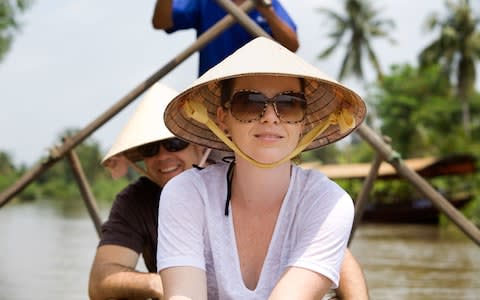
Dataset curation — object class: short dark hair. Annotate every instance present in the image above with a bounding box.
[220,78,235,107]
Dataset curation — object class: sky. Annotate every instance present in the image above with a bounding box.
[1,0,478,167]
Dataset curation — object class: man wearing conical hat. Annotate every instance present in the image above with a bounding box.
[157,37,368,299]
[88,83,209,300]
[152,0,298,76]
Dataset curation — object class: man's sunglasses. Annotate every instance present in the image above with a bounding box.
[224,90,307,124]
[137,138,189,158]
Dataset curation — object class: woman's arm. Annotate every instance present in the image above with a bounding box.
[269,174,355,299]
[268,249,369,300]
[335,249,369,299]
[160,266,208,300]
[157,172,208,300]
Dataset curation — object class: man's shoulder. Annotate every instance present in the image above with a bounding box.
[118,177,160,199]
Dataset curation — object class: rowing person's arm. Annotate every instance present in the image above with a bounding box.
[89,245,163,300]
[152,0,174,29]
[256,1,299,52]
[335,249,369,299]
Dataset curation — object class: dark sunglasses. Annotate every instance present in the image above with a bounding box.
[137,138,189,158]
[224,90,307,123]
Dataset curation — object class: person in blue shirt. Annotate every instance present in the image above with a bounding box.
[152,0,299,76]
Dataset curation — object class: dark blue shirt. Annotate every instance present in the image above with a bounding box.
[167,0,297,76]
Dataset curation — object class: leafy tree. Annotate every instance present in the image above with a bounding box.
[30,128,125,201]
[0,150,19,192]
[0,150,16,174]
[419,0,480,136]
[317,0,395,81]
[0,0,32,62]
[372,64,449,156]
[371,63,480,157]
[302,144,341,164]
[2,128,136,202]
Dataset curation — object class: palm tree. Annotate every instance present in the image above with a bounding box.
[317,0,395,82]
[419,0,480,136]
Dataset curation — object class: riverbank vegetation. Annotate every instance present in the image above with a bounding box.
[0,133,131,203]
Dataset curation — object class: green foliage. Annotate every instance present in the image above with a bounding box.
[40,176,81,200]
[0,150,23,199]
[370,63,480,157]
[419,0,480,135]
[93,175,130,202]
[0,0,32,62]
[0,168,18,192]
[0,151,15,173]
[336,139,375,164]
[301,143,341,164]
[438,171,480,228]
[323,61,480,227]
[465,176,480,227]
[1,128,132,203]
[18,181,42,201]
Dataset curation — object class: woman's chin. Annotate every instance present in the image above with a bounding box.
[248,151,289,165]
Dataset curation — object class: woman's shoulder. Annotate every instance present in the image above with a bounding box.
[290,166,353,221]
[292,165,349,197]
[292,164,329,184]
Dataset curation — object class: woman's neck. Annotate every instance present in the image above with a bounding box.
[231,158,292,209]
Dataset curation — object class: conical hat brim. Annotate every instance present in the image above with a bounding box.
[164,37,366,152]
[102,83,178,165]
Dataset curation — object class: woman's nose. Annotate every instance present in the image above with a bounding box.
[260,103,280,123]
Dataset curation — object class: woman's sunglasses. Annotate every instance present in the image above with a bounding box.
[224,90,307,123]
[137,138,189,158]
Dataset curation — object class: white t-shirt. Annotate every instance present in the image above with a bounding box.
[157,162,354,299]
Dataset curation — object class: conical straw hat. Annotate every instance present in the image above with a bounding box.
[164,37,366,152]
[103,83,178,167]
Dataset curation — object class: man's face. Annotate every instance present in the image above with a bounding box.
[143,141,204,187]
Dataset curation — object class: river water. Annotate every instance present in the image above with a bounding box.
[0,200,479,300]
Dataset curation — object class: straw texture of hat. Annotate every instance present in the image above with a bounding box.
[102,83,178,166]
[164,37,366,152]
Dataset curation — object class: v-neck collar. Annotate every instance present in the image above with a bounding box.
[226,165,297,292]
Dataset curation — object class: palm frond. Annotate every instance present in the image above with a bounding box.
[316,0,395,82]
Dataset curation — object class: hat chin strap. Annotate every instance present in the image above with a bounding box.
[183,100,355,168]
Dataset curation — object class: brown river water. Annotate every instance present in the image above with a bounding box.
[0,201,478,299]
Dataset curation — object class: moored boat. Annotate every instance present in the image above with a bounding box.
[300,154,477,224]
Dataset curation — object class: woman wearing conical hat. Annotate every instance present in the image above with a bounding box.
[157,37,367,299]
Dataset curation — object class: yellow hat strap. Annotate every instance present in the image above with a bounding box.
[183,99,355,168]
